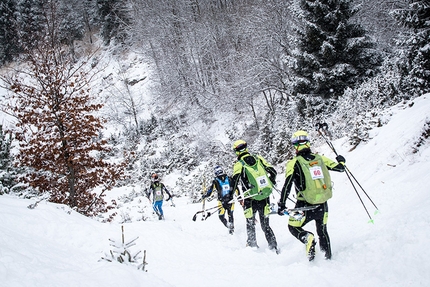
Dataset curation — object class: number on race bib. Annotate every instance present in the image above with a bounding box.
[309,166,324,180]
[256,175,269,188]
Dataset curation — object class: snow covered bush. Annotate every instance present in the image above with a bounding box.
[331,59,408,146]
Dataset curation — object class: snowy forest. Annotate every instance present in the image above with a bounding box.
[0,0,429,217]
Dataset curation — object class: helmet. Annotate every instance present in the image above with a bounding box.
[291,130,311,151]
[151,173,159,182]
[214,166,225,177]
[232,139,248,155]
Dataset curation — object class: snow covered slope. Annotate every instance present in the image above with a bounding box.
[1,94,429,287]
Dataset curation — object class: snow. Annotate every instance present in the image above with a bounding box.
[1,94,430,287]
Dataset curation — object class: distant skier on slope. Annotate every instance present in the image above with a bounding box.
[202,166,237,234]
[278,130,345,261]
[147,173,172,220]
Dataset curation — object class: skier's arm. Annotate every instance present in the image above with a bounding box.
[279,160,295,205]
[322,155,345,172]
[203,181,216,199]
[147,186,153,202]
[278,159,297,213]
[144,188,151,199]
[258,155,277,183]
[161,183,172,200]
[230,162,243,193]
[231,178,239,197]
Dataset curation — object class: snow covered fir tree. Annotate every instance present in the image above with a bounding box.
[289,0,382,117]
[0,1,430,285]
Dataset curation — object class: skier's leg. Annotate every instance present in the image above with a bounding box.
[288,210,315,261]
[315,203,331,259]
[258,201,277,250]
[152,202,160,216]
[218,203,228,227]
[244,199,257,247]
[227,203,234,226]
[158,201,164,216]
[227,203,235,234]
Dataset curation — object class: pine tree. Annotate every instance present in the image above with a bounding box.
[0,0,19,64]
[15,0,46,51]
[57,0,86,47]
[0,124,13,194]
[0,125,11,171]
[290,0,381,116]
[1,32,125,216]
[392,0,430,97]
[96,0,131,45]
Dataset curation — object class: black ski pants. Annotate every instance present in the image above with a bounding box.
[288,201,331,259]
[218,200,234,228]
[243,197,277,249]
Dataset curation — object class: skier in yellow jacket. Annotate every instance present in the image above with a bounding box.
[278,130,345,261]
[230,139,279,253]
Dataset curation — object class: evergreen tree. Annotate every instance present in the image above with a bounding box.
[0,124,14,194]
[15,0,46,51]
[96,0,131,45]
[392,0,430,97]
[57,0,86,47]
[290,0,381,116]
[0,125,11,171]
[0,0,19,64]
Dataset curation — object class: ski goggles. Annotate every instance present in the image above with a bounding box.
[291,135,310,146]
[234,143,247,152]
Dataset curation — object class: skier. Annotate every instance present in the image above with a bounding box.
[202,166,237,234]
[148,173,172,220]
[230,139,279,253]
[277,130,345,261]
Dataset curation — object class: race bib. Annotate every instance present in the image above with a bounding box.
[309,166,324,180]
[221,183,230,197]
[256,175,269,188]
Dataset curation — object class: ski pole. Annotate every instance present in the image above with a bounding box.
[205,206,222,219]
[318,129,378,223]
[272,186,297,204]
[343,166,375,223]
[316,127,379,215]
[343,166,379,211]
[201,177,207,220]
[192,205,220,221]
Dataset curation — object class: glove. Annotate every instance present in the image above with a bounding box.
[277,202,286,216]
[336,155,346,164]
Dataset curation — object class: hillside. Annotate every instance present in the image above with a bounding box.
[1,94,429,287]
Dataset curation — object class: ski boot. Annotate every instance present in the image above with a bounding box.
[227,223,234,235]
[270,245,281,254]
[305,234,316,261]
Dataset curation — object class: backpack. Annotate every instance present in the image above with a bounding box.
[216,176,231,198]
[240,155,273,201]
[151,183,164,201]
[295,154,332,204]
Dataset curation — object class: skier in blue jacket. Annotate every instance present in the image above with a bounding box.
[202,166,237,234]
